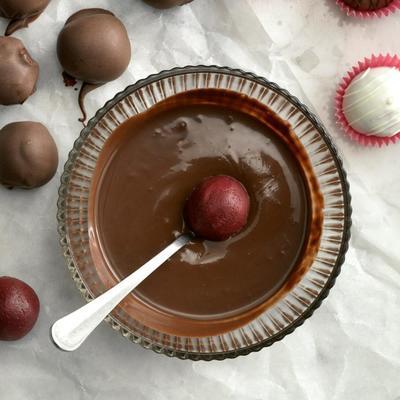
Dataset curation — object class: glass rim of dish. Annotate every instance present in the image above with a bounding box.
[57,65,352,360]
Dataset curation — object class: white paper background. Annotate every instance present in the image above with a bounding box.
[0,1,399,399]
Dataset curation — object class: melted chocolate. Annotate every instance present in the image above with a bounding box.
[89,89,323,336]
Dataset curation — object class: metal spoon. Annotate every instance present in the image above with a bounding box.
[51,234,191,352]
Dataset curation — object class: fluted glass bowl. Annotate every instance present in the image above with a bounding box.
[57,66,351,360]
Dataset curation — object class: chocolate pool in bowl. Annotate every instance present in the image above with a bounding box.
[88,89,323,337]
[58,67,351,359]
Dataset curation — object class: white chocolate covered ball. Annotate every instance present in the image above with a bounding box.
[343,67,400,137]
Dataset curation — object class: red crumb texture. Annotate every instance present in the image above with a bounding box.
[184,175,250,241]
[0,276,40,341]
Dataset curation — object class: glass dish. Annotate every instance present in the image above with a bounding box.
[57,66,352,360]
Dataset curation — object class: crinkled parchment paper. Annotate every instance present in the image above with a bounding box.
[0,0,399,399]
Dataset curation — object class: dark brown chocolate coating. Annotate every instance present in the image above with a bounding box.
[143,0,193,9]
[343,0,393,10]
[0,0,50,35]
[0,122,58,189]
[0,37,39,105]
[89,89,323,336]
[57,8,131,85]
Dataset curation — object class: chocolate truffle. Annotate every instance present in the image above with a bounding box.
[0,37,39,105]
[0,0,50,36]
[0,277,40,341]
[57,9,131,122]
[184,175,250,241]
[143,0,193,9]
[342,0,393,10]
[0,122,58,189]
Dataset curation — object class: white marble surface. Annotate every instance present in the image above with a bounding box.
[1,1,399,399]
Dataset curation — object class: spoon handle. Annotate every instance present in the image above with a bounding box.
[51,234,191,352]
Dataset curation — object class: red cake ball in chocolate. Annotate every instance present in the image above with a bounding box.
[184,175,250,241]
[342,0,393,10]
[0,277,40,341]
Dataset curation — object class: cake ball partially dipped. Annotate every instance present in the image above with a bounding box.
[184,175,250,241]
[0,0,50,35]
[143,0,193,9]
[0,122,58,189]
[0,37,39,105]
[57,9,131,123]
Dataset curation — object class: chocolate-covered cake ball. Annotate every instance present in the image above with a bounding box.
[0,122,58,189]
[143,0,193,9]
[343,0,393,10]
[57,9,131,85]
[0,37,39,105]
[57,9,131,122]
[0,0,50,35]
[184,176,250,241]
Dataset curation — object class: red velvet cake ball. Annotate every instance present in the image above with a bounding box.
[184,175,250,241]
[0,276,40,341]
